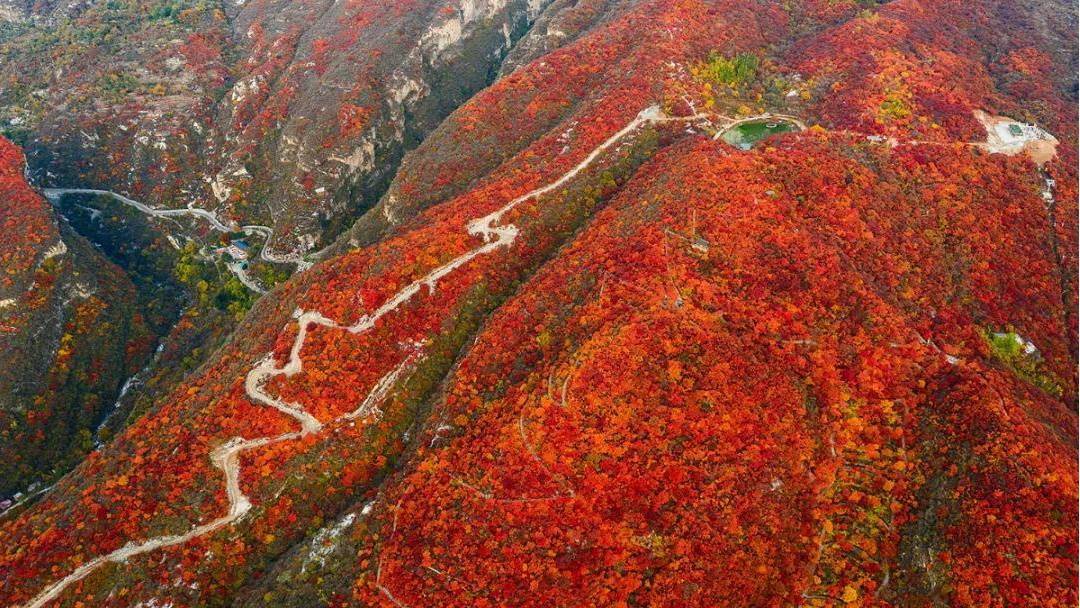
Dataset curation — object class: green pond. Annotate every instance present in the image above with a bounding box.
[720,119,799,150]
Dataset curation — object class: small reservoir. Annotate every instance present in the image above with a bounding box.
[720,118,801,150]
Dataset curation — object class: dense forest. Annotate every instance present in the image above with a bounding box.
[0,0,1075,606]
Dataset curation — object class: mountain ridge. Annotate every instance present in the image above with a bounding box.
[0,0,1075,606]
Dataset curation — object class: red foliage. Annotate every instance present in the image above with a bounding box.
[0,0,1074,606]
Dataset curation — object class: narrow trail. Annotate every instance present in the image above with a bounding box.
[18,104,698,608]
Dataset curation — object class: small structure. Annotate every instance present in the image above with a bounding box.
[225,245,249,261]
[975,110,1058,166]
[214,240,250,262]
[993,120,1049,146]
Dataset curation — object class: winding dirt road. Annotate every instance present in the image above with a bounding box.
[42,188,237,233]
[41,189,305,290]
[22,104,1053,607]
[18,104,697,608]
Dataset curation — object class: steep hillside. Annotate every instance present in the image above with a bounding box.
[0,0,1075,607]
[0,0,550,258]
[0,138,156,503]
[338,136,1076,607]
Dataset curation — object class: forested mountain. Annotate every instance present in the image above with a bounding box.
[0,0,548,256]
[0,0,1075,606]
[0,138,155,504]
